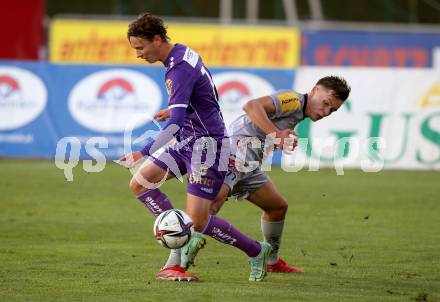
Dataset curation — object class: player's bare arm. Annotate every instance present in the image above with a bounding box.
[243,96,277,133]
[243,96,294,148]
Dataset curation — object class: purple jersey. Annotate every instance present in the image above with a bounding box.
[164,44,226,141]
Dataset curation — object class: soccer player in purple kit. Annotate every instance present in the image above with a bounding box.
[119,13,271,282]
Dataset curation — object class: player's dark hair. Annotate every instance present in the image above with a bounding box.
[316,76,351,101]
[127,12,170,42]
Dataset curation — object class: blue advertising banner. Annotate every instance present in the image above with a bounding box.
[301,30,440,67]
[0,61,295,162]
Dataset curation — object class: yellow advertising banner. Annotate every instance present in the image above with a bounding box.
[50,19,300,67]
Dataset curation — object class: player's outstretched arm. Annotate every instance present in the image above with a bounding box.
[140,106,186,156]
[118,106,187,169]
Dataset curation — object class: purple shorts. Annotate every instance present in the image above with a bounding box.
[151,138,228,200]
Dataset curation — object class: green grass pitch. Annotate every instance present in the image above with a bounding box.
[1,159,439,301]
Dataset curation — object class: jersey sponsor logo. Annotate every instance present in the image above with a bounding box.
[165,79,173,96]
[277,92,301,112]
[200,187,213,194]
[213,72,274,129]
[183,47,199,68]
[0,67,47,130]
[68,69,162,132]
[188,173,216,186]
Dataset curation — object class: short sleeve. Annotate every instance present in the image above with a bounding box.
[166,63,196,109]
[270,90,303,118]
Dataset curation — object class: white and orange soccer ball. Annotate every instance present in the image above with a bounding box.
[153,209,193,249]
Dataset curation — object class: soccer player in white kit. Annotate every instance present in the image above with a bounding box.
[209,76,351,272]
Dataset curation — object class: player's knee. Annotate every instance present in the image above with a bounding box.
[213,191,226,204]
[209,198,225,216]
[218,184,229,199]
[267,198,288,219]
[129,177,143,195]
[129,172,159,195]
[279,198,288,214]
[209,188,228,215]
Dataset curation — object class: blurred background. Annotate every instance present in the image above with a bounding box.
[0,0,439,170]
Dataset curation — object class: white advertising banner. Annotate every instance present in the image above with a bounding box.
[287,67,440,171]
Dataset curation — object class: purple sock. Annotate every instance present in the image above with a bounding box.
[137,189,174,217]
[202,215,261,257]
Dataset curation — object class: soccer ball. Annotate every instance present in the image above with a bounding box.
[153,209,193,249]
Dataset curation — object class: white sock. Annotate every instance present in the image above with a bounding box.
[164,249,181,268]
[261,218,285,265]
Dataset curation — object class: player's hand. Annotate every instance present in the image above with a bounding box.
[117,151,144,168]
[154,108,170,121]
[275,129,297,150]
[283,130,298,154]
[209,197,227,215]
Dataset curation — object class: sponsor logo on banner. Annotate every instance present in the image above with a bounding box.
[213,72,274,130]
[301,30,440,67]
[68,69,162,132]
[50,19,300,67]
[0,67,47,130]
[292,67,440,170]
[419,82,440,107]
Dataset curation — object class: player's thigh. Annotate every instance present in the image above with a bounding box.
[184,140,226,204]
[247,180,288,213]
[130,159,175,194]
[186,193,211,231]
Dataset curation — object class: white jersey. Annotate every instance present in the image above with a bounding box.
[224,90,307,197]
[227,89,307,162]
[229,89,307,140]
